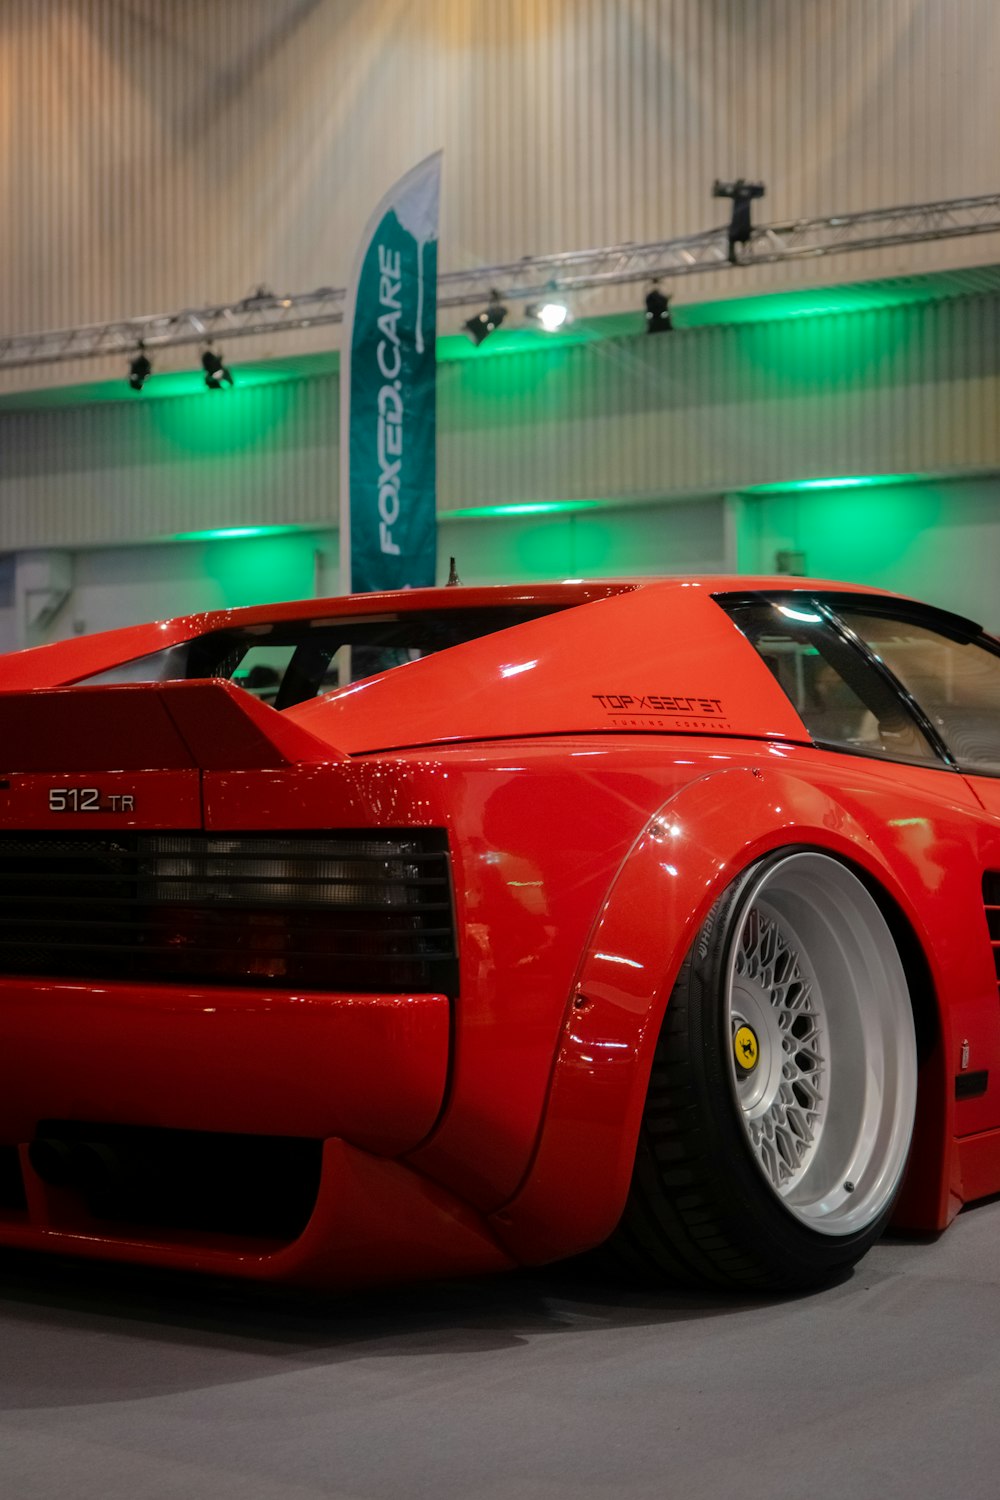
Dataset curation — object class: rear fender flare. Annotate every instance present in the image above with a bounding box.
[489,765,950,1264]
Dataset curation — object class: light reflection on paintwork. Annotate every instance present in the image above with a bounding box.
[594,952,644,970]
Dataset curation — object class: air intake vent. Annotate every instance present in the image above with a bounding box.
[981,872,1000,988]
[0,831,456,993]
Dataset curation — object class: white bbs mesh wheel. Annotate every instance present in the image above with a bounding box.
[724,853,917,1237]
[612,845,921,1290]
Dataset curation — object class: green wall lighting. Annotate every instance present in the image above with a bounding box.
[792,475,899,492]
[743,473,922,498]
[171,525,299,542]
[440,500,601,520]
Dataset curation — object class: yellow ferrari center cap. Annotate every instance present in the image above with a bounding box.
[734,1024,759,1072]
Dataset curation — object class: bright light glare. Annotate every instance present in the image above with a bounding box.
[776,604,822,624]
[796,475,881,491]
[537,301,569,331]
[500,660,538,678]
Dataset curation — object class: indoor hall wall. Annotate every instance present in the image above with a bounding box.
[0,378,340,552]
[0,498,727,652]
[7,474,1000,651]
[63,528,336,644]
[737,476,1000,632]
[440,499,727,587]
[0,557,14,654]
[1,290,999,555]
[3,0,1000,394]
[440,295,1000,509]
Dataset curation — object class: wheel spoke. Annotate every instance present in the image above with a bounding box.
[734,907,826,1192]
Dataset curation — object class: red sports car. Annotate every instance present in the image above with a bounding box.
[0,575,997,1293]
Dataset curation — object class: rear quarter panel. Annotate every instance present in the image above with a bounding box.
[485,748,999,1262]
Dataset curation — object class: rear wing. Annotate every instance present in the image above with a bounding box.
[0,680,342,772]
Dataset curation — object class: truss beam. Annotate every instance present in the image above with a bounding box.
[2,192,1000,371]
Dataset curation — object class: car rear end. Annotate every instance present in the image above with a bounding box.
[0,677,513,1288]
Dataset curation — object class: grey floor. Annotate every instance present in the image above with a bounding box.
[1,1201,998,1500]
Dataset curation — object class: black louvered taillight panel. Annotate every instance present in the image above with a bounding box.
[0,831,457,994]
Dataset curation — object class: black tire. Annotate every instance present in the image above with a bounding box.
[608,849,918,1292]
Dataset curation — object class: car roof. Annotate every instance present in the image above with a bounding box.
[159,574,906,634]
[0,575,970,706]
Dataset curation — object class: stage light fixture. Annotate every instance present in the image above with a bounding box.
[713,178,766,264]
[526,298,570,332]
[645,285,672,334]
[127,343,152,392]
[464,291,507,346]
[201,346,234,389]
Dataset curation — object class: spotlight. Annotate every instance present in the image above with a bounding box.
[645,285,672,334]
[526,298,570,333]
[464,291,507,346]
[127,343,152,392]
[201,346,234,389]
[712,178,766,264]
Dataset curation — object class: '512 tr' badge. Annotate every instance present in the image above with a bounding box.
[48,787,135,813]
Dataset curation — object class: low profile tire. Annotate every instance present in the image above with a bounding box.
[610,849,918,1291]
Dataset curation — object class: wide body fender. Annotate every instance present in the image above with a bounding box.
[490,763,987,1265]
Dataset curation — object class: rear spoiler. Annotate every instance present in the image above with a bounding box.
[0,680,343,772]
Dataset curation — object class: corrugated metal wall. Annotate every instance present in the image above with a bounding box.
[2,0,1000,392]
[2,289,998,552]
[441,296,1000,504]
[0,378,339,550]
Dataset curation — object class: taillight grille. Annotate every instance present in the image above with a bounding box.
[983,872,1000,992]
[0,831,457,993]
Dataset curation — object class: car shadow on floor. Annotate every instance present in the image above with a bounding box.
[0,1244,844,1409]
[13,1221,963,1416]
[0,1247,771,1337]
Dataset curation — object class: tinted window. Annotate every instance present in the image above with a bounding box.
[76,605,566,709]
[841,611,1000,776]
[725,601,939,766]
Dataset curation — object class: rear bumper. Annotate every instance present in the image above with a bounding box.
[0,979,512,1289]
[0,978,450,1156]
[0,1137,515,1289]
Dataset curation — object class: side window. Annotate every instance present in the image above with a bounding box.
[231,646,297,704]
[769,644,877,746]
[840,612,1000,776]
[78,645,190,685]
[725,602,939,766]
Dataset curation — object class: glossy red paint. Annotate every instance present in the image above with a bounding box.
[0,771,202,830]
[0,980,450,1156]
[0,573,999,1289]
[490,754,990,1259]
[0,679,338,772]
[6,1139,514,1289]
[289,581,809,752]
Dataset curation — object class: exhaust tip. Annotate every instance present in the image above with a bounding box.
[28,1136,77,1186]
[29,1135,132,1196]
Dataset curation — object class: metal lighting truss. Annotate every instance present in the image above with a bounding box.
[3,190,1000,371]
